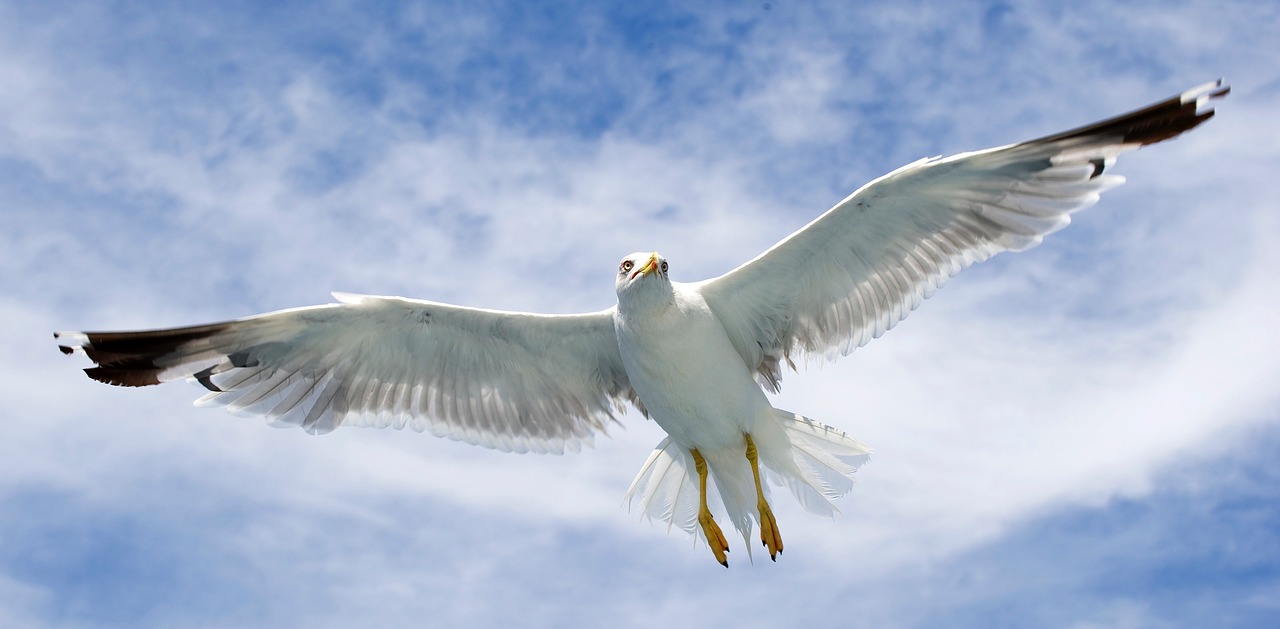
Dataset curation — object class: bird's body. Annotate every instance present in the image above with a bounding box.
[616,275,767,450]
[614,261,824,560]
[56,80,1229,566]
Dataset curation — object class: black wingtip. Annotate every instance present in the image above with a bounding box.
[1206,78,1230,99]
[1030,79,1230,149]
[84,366,164,387]
[58,321,236,388]
[193,366,224,392]
[54,331,78,355]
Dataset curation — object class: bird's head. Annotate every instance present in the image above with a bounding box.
[614,251,671,301]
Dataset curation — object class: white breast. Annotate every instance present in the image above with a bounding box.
[614,283,773,449]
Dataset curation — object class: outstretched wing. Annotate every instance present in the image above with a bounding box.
[698,80,1229,390]
[56,293,635,454]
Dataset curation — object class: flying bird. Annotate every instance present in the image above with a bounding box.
[57,80,1228,567]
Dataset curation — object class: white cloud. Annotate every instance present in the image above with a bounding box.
[3,1,1279,627]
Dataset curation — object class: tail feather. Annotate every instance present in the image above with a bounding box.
[624,410,871,555]
[780,413,871,511]
[624,438,700,535]
[703,447,760,559]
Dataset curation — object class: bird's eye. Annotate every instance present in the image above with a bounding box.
[620,260,634,273]
[660,261,668,274]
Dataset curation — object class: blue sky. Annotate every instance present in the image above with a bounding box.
[3,1,1279,627]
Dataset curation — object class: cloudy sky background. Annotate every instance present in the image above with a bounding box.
[3,1,1278,627]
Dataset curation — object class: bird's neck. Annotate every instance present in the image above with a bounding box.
[616,281,676,321]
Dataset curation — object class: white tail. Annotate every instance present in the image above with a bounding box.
[624,410,871,556]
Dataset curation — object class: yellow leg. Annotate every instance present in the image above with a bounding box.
[691,448,730,567]
[745,434,783,561]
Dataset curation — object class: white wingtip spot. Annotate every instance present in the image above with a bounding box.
[1181,78,1230,113]
[54,331,89,353]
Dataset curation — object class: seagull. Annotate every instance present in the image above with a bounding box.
[56,80,1228,567]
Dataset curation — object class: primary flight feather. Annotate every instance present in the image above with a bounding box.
[57,80,1228,566]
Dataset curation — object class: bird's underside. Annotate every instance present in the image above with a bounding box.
[56,80,1228,567]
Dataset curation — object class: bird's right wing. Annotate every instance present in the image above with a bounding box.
[56,293,637,454]
[698,80,1228,390]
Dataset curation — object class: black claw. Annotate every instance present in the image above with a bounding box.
[770,554,776,562]
[720,559,729,568]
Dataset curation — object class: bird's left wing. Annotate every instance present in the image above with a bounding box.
[56,293,635,453]
[698,80,1228,390]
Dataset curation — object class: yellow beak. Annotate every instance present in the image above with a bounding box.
[632,252,660,279]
